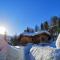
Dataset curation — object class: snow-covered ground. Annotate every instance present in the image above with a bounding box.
[1,34,60,60]
[0,35,8,60]
[7,45,25,60]
[56,34,60,48]
[30,46,60,60]
[29,34,60,60]
[0,41,60,60]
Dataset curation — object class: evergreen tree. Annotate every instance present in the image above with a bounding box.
[51,16,58,26]
[58,17,60,28]
[11,35,18,46]
[44,21,49,30]
[41,23,44,30]
[24,27,29,32]
[35,25,39,32]
[24,27,34,33]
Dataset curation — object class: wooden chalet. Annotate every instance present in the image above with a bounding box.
[18,31,51,45]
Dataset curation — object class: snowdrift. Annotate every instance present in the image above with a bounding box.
[56,34,60,48]
[30,46,60,60]
[29,34,60,60]
[7,45,25,60]
[0,36,8,60]
[0,34,60,60]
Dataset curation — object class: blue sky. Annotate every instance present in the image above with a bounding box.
[0,0,60,35]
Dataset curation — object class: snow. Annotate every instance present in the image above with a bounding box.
[0,34,25,60]
[0,34,60,60]
[50,41,56,48]
[29,33,60,60]
[0,36,8,60]
[21,32,35,36]
[7,45,25,60]
[30,46,60,60]
[6,42,60,60]
[24,43,33,60]
[21,30,50,36]
[29,34,60,60]
[56,34,60,48]
[7,43,32,60]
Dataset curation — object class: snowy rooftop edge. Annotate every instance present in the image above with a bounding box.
[21,30,50,36]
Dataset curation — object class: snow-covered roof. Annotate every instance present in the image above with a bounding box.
[21,30,50,36]
[49,25,57,29]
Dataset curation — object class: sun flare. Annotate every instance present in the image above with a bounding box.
[0,26,7,35]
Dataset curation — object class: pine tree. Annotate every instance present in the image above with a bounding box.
[24,27,29,32]
[24,27,34,33]
[41,23,44,30]
[11,35,18,46]
[51,16,58,26]
[58,17,60,28]
[35,25,39,32]
[44,21,49,30]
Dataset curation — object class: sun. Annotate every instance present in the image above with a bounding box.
[0,26,7,35]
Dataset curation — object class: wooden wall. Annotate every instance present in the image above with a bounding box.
[18,33,51,45]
